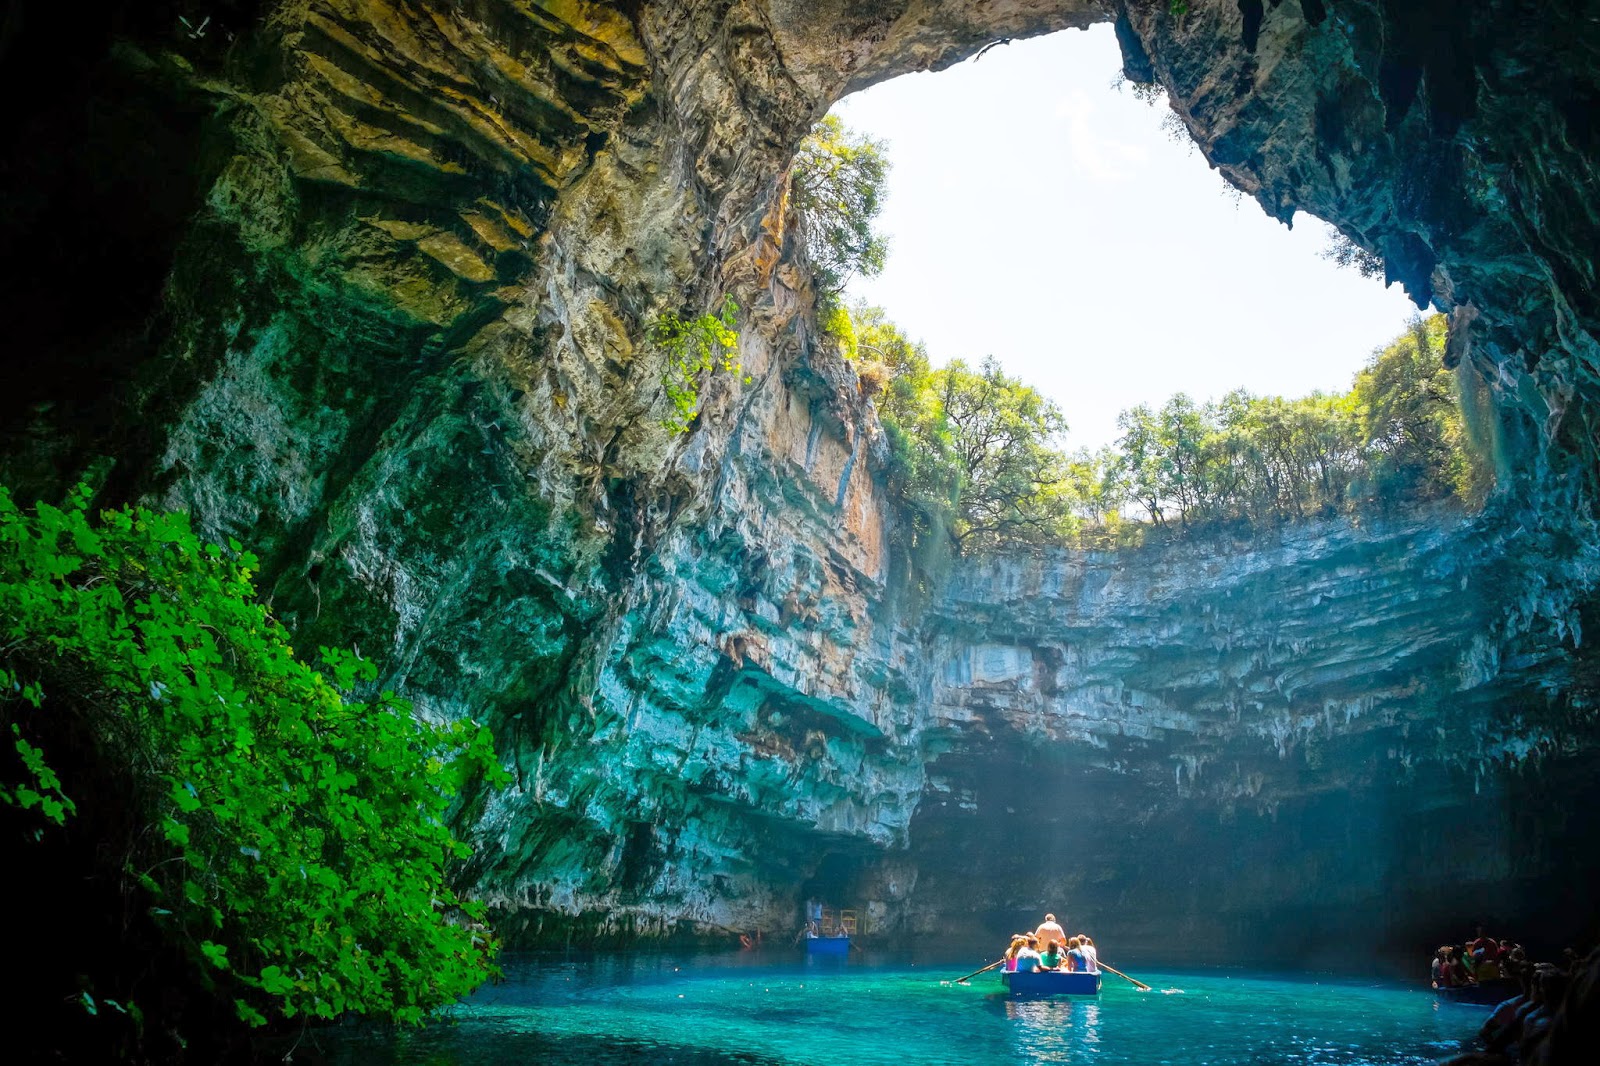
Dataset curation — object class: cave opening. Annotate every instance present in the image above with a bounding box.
[3,2,1600,1060]
[828,26,1421,453]
[782,20,1600,973]
[798,849,864,907]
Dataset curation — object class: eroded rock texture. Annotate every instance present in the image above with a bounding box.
[906,508,1600,959]
[3,0,1599,959]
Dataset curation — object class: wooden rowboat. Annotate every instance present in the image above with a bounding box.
[1001,968,1103,995]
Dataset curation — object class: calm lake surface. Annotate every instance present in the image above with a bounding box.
[319,951,1486,1066]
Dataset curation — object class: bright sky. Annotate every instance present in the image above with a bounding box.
[834,26,1422,452]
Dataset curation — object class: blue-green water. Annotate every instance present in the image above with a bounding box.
[321,952,1487,1066]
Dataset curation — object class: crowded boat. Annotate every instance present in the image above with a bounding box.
[994,913,1106,995]
[1433,932,1598,1066]
[1001,913,1101,975]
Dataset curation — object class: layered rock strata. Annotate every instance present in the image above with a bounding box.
[2,0,1599,957]
[900,507,1600,958]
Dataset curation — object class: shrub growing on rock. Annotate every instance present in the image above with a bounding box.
[0,485,505,1054]
[652,296,741,434]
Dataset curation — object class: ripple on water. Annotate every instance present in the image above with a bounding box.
[317,953,1487,1066]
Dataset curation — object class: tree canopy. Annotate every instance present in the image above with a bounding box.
[840,306,1492,560]
[790,115,890,300]
[792,118,1490,564]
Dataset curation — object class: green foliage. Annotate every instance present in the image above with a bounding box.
[1322,230,1387,280]
[848,303,928,383]
[937,358,1074,548]
[1355,314,1495,506]
[857,308,956,591]
[0,486,507,1029]
[854,306,1491,564]
[847,303,1074,561]
[1062,446,1123,529]
[1105,315,1490,529]
[4,720,75,824]
[791,115,890,300]
[652,296,741,434]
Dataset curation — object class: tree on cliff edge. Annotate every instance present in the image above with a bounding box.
[791,115,890,300]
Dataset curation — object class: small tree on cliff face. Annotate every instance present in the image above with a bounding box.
[790,115,890,300]
[1321,229,1386,280]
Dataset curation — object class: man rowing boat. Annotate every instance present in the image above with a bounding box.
[1034,912,1067,952]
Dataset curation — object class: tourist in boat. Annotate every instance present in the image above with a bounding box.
[1479,969,1534,1045]
[1013,935,1043,973]
[1065,936,1092,973]
[1432,946,1453,988]
[1034,913,1067,952]
[1449,946,1477,987]
[1466,930,1505,978]
[1517,969,1570,1056]
[1484,966,1565,1058]
[1003,934,1027,971]
[1078,933,1100,972]
[1435,945,1475,988]
[1038,937,1065,971]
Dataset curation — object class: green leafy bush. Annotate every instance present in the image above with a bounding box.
[0,485,506,1034]
[653,296,741,433]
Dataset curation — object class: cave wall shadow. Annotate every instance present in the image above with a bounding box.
[891,746,1600,975]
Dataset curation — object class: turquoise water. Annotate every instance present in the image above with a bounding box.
[321,952,1487,1066]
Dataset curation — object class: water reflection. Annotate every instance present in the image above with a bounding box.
[1001,998,1102,1062]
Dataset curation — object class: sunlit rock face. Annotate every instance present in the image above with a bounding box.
[3,1,1599,958]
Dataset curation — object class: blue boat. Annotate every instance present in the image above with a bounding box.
[804,935,851,956]
[1001,968,1102,995]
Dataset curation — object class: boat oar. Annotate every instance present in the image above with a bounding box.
[1098,960,1152,991]
[949,958,1007,985]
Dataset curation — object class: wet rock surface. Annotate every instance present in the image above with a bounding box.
[2,1,1599,959]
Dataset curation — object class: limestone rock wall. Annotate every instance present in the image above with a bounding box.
[896,507,1600,958]
[3,0,1599,955]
